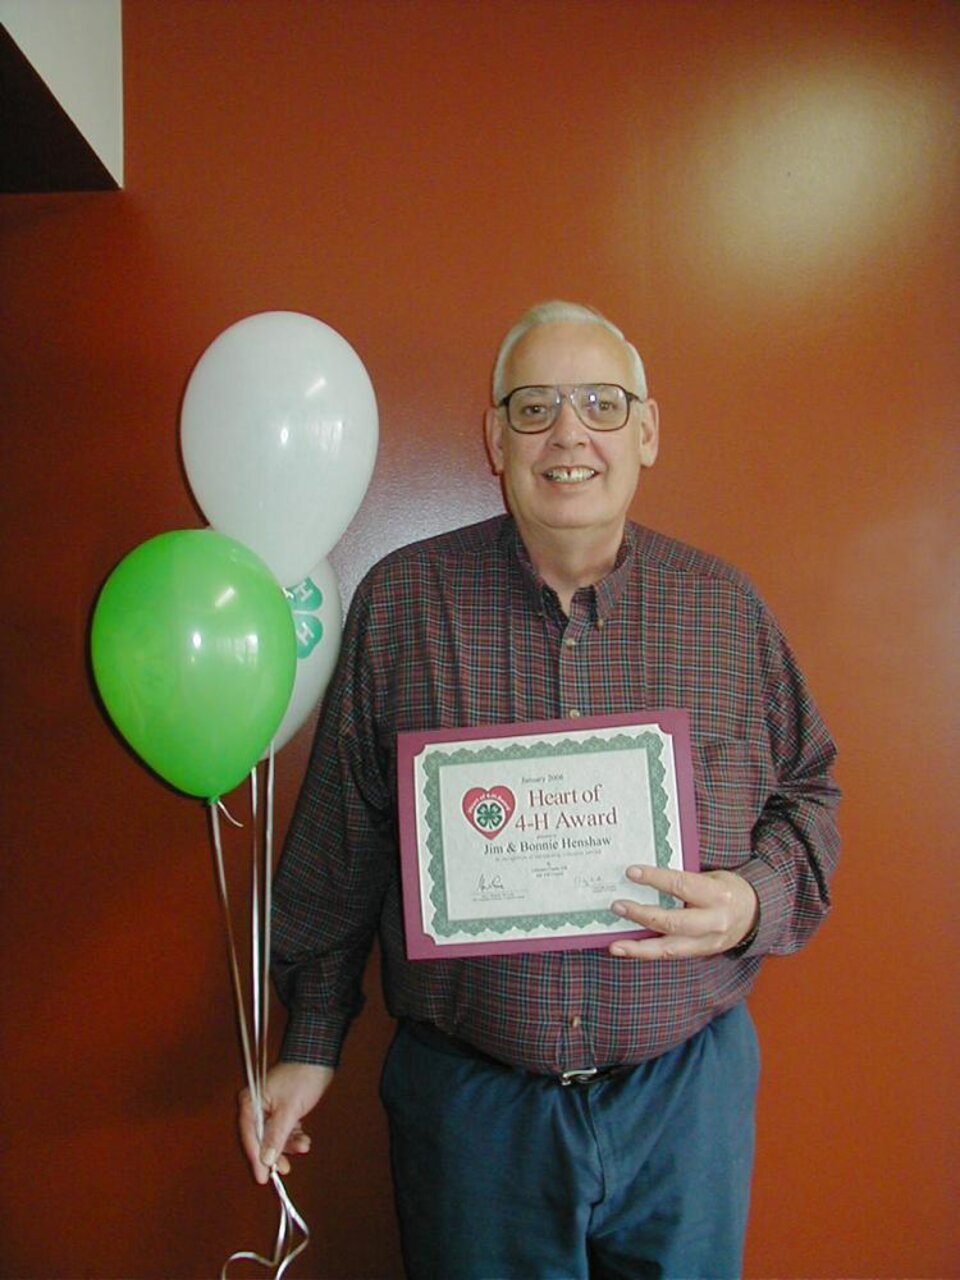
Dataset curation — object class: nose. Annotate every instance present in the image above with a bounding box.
[548,395,589,446]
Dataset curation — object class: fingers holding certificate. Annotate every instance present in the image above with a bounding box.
[608,864,760,960]
[397,711,701,959]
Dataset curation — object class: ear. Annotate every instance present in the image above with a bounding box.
[484,406,506,475]
[637,398,659,468]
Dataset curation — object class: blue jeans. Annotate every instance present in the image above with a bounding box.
[380,1005,759,1280]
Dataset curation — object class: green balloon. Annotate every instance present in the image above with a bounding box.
[91,530,297,799]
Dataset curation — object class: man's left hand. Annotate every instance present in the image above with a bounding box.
[608,865,759,959]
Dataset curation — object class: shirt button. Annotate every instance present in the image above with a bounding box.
[596,618,606,630]
[568,708,581,718]
[569,1014,582,1030]
[565,637,577,648]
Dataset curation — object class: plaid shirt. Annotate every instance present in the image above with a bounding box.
[273,516,840,1073]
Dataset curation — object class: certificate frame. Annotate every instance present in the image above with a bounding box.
[397,710,699,960]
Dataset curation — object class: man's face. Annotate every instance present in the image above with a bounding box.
[484,321,658,548]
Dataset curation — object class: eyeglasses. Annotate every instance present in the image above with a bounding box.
[498,383,641,434]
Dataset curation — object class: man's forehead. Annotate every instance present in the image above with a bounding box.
[505,321,631,381]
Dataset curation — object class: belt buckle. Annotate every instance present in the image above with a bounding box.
[559,1067,599,1087]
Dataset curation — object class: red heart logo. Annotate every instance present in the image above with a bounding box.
[461,786,516,839]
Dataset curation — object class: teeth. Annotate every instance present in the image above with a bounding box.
[544,467,596,483]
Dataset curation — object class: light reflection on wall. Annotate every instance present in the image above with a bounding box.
[678,57,956,304]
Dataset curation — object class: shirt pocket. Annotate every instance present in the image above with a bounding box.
[693,737,770,868]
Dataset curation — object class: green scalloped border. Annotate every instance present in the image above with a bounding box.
[422,732,675,939]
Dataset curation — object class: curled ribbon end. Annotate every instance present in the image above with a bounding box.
[216,798,245,828]
[220,1166,310,1279]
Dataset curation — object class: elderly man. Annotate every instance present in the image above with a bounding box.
[240,301,840,1279]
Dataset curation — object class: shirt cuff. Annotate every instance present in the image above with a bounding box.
[727,911,760,956]
[279,1010,349,1069]
[728,856,788,957]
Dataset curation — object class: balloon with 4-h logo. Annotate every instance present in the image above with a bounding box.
[267,557,343,754]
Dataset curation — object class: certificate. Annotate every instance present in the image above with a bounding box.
[397,711,699,959]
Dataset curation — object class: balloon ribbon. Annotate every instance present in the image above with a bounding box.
[209,748,310,1279]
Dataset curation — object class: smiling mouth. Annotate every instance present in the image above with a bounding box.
[543,466,598,484]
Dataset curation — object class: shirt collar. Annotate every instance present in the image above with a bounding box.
[501,518,638,623]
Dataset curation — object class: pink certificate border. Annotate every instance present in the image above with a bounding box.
[397,710,700,961]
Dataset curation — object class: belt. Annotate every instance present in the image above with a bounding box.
[407,1020,633,1088]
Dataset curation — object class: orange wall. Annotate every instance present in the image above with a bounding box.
[2,2,957,1276]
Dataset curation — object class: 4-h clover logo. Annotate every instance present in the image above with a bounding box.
[461,786,517,840]
[284,577,325,659]
[475,800,504,830]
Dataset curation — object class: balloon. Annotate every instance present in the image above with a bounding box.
[91,530,296,799]
[266,557,343,755]
[180,311,378,586]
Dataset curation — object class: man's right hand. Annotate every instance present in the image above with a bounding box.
[239,1061,335,1185]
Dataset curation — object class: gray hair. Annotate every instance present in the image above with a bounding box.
[491,300,648,404]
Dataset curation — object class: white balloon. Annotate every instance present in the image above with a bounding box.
[181,312,378,587]
[266,557,343,755]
